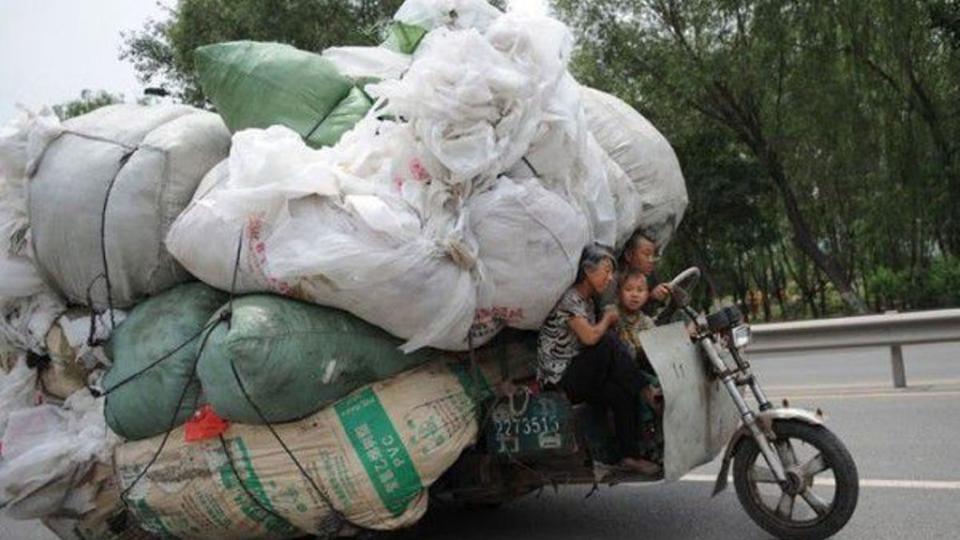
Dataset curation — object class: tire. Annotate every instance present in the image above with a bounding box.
[733,420,859,539]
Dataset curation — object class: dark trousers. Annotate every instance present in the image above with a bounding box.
[559,334,648,459]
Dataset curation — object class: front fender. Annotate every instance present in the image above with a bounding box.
[711,408,823,496]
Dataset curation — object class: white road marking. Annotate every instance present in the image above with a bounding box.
[762,378,960,391]
[679,474,960,490]
[761,390,960,400]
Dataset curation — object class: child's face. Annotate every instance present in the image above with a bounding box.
[619,276,649,313]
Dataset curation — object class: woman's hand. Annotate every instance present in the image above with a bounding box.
[569,311,616,346]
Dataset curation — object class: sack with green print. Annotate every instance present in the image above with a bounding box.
[195,41,372,148]
[196,294,447,425]
[115,352,532,538]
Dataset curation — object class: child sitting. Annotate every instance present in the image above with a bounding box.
[616,269,662,416]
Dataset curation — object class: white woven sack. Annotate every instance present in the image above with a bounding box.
[28,104,231,308]
[580,87,688,248]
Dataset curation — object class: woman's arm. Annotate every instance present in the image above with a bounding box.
[568,311,618,346]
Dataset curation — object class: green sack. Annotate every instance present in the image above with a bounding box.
[196,295,447,424]
[382,21,428,55]
[104,283,229,440]
[195,41,372,148]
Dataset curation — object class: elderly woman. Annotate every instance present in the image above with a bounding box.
[536,244,661,476]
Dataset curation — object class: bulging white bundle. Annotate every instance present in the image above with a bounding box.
[166,127,479,351]
[28,104,231,310]
[0,388,120,519]
[580,87,688,248]
[505,73,619,247]
[0,109,67,353]
[468,177,588,341]
[167,123,588,352]
[167,2,688,352]
[368,15,571,185]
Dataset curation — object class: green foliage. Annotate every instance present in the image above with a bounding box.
[930,0,960,49]
[555,0,960,318]
[865,266,910,310]
[121,0,406,106]
[928,256,960,306]
[53,89,124,121]
[111,0,956,318]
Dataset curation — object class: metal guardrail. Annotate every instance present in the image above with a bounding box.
[746,309,960,388]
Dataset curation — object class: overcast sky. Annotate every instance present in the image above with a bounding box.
[0,0,168,122]
[0,0,550,123]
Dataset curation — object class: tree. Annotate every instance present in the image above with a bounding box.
[556,0,960,312]
[53,89,125,121]
[841,0,960,255]
[930,0,960,49]
[121,0,407,106]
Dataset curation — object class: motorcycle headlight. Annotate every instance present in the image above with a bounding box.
[731,324,752,348]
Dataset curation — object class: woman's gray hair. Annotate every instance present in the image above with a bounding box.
[575,244,617,284]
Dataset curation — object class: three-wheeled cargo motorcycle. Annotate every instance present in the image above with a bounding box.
[433,267,860,540]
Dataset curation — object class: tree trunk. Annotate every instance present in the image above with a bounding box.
[768,245,789,318]
[781,241,820,319]
[697,72,868,316]
[758,146,868,314]
[817,274,828,315]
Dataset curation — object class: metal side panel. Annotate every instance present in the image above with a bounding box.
[639,323,741,481]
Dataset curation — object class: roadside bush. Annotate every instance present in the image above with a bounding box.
[927,256,960,307]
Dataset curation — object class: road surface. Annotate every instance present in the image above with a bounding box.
[397,342,960,540]
[3,343,958,539]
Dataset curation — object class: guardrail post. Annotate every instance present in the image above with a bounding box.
[890,344,907,388]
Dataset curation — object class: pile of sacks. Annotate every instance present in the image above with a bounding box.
[0,1,687,538]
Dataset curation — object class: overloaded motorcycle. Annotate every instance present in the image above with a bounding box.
[433,267,860,540]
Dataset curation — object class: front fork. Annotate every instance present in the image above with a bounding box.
[698,337,789,485]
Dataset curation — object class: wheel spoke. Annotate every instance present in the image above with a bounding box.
[751,465,779,484]
[776,440,797,467]
[801,453,830,479]
[800,488,830,516]
[777,492,795,519]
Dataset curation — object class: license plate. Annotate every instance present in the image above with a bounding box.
[485,391,577,457]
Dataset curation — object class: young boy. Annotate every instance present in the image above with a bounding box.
[616,269,662,415]
[616,269,656,357]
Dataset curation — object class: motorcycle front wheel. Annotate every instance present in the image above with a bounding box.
[733,419,859,539]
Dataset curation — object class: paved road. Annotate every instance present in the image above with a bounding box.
[397,342,960,540]
[4,343,959,539]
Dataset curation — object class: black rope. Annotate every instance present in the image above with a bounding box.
[220,228,343,523]
[218,434,291,523]
[119,312,224,502]
[99,150,134,330]
[89,318,219,398]
[85,275,108,347]
[303,90,352,142]
[225,354,342,523]
[91,228,245,397]
[521,156,540,178]
[226,229,244,330]
[81,140,165,346]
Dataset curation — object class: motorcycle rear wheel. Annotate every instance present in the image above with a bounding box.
[733,419,858,539]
